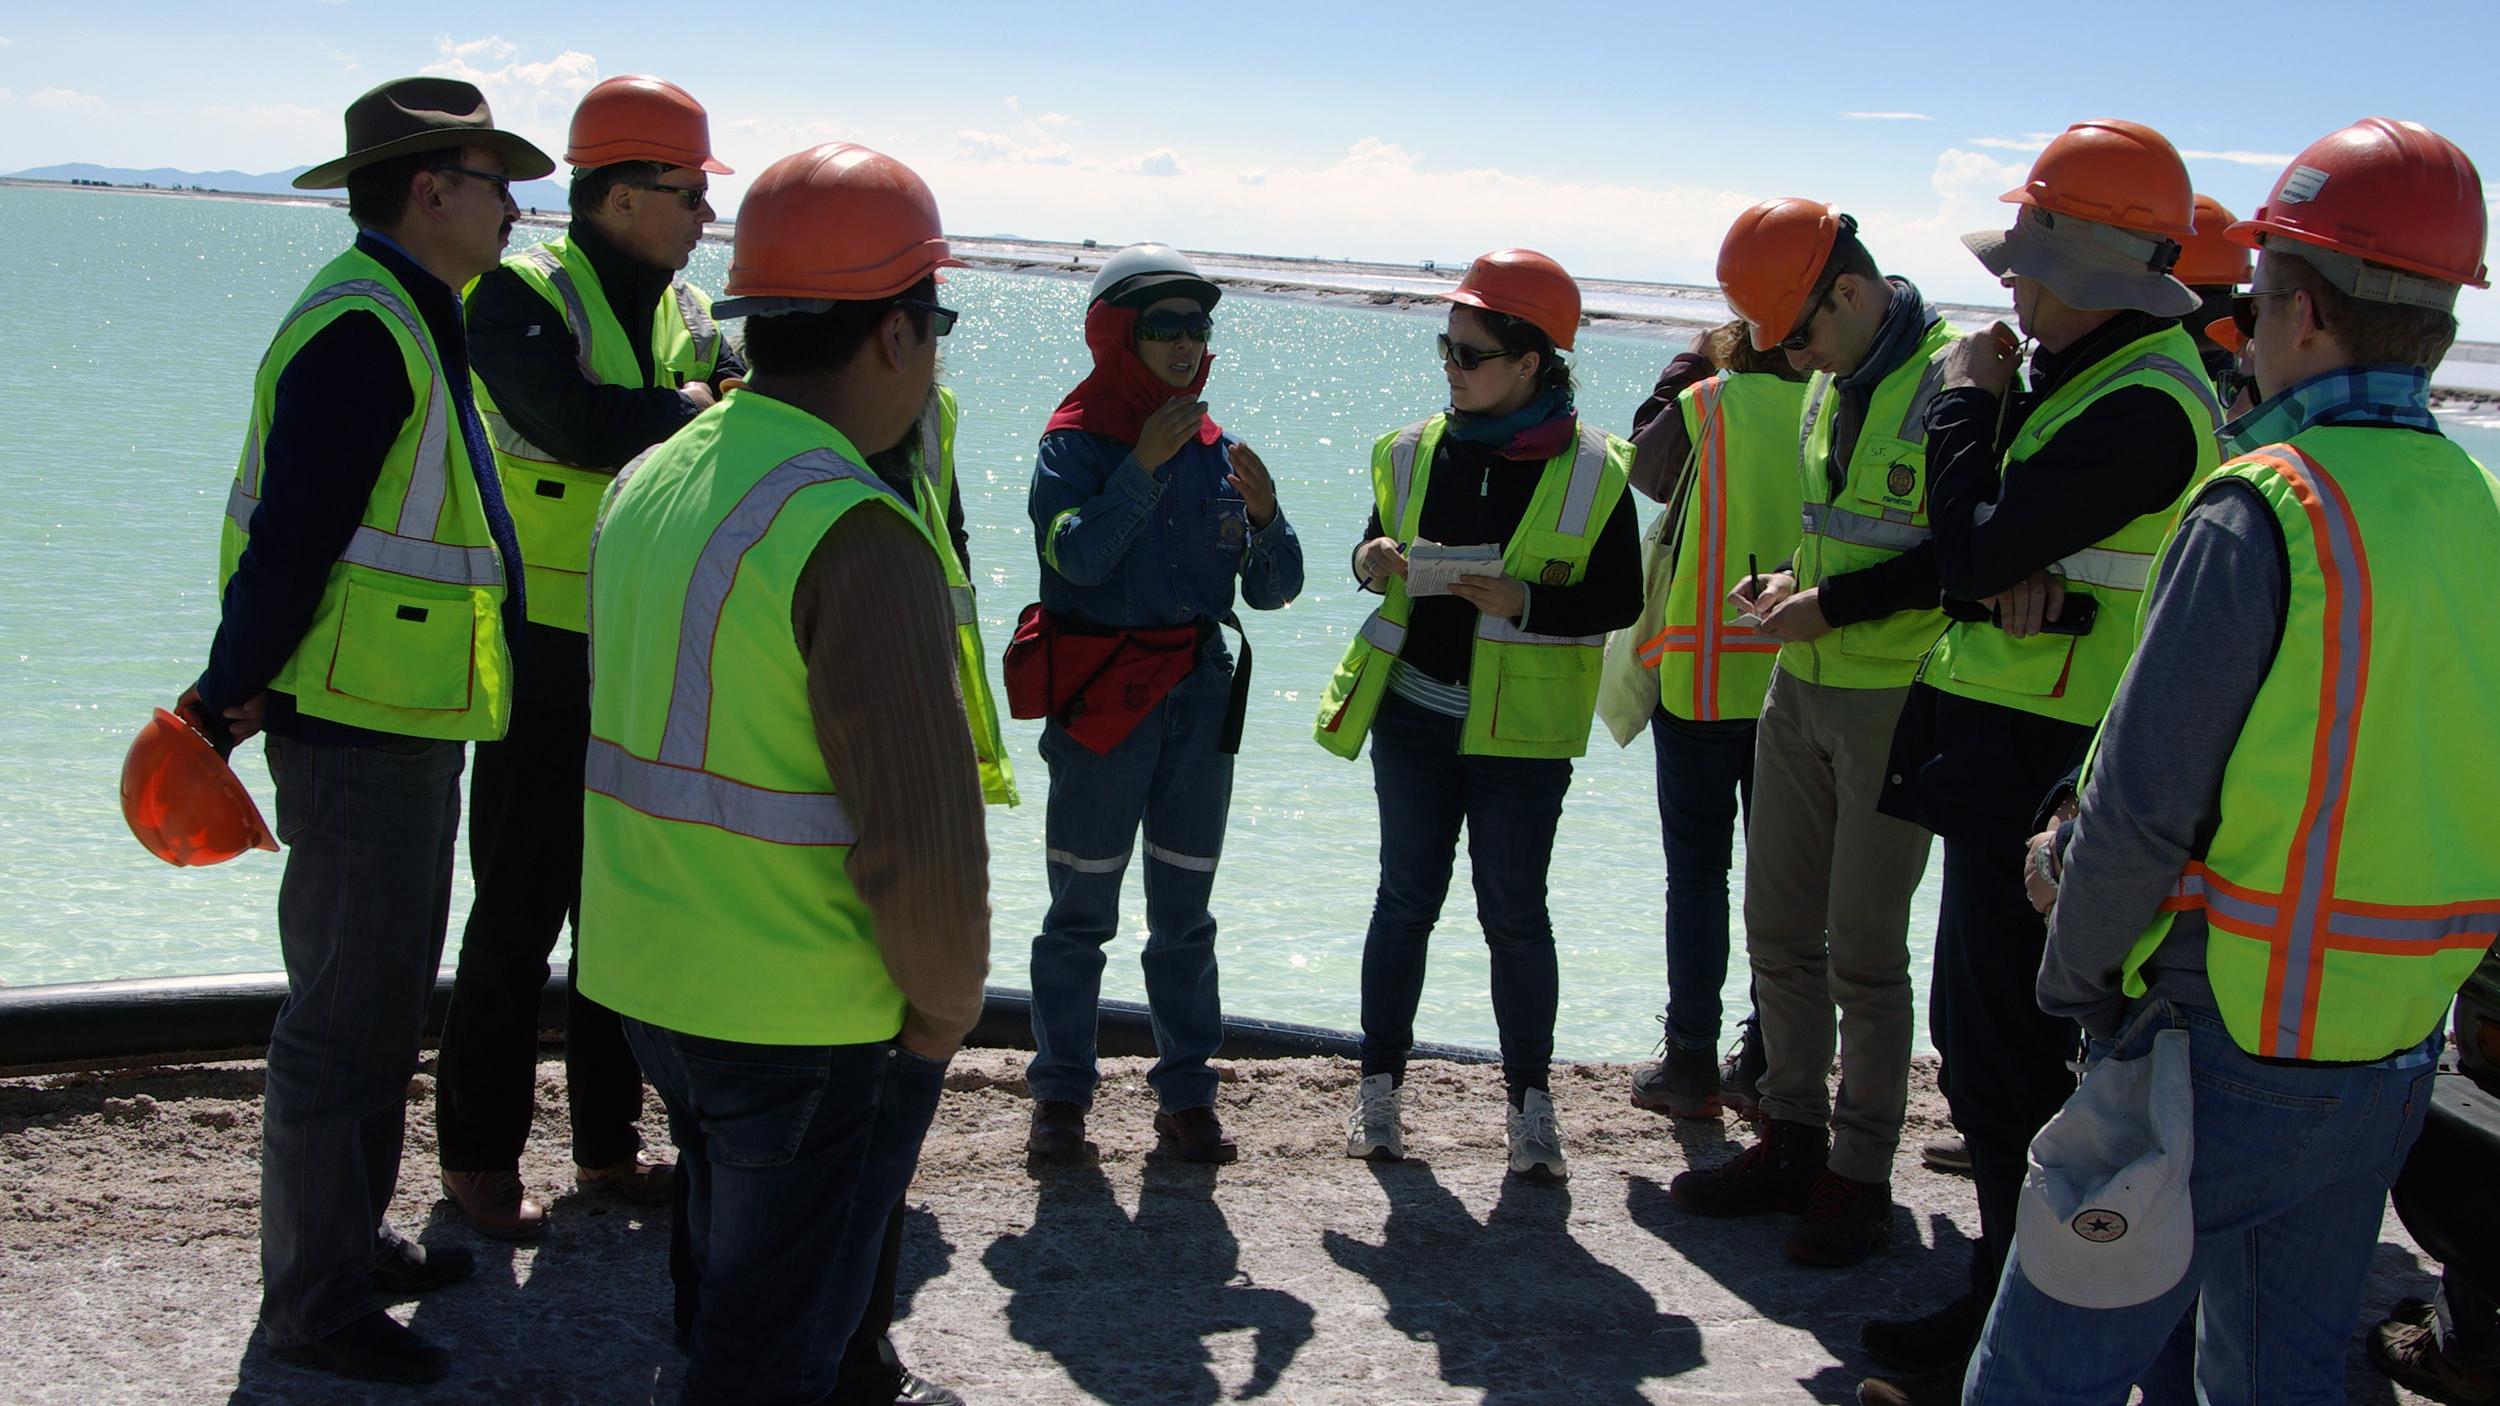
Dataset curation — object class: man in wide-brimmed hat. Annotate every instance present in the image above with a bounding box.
[1853,119,2225,1406]
[181,75,550,1385]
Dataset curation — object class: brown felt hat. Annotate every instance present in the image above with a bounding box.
[293,77,555,190]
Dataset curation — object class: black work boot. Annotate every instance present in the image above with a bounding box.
[1783,1168,1894,1267]
[1721,1020,1767,1120]
[1026,1100,1087,1160]
[1669,1117,1828,1217]
[1862,1291,1986,1373]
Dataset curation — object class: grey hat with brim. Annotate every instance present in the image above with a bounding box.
[1965,206,2200,318]
[294,76,555,190]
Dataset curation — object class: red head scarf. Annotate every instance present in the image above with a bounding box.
[1042,302,1224,448]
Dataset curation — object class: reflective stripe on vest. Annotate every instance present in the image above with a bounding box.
[227,279,499,587]
[2038,352,2218,594]
[586,446,905,845]
[1799,499,1930,552]
[1358,610,1406,655]
[2156,444,2499,1058]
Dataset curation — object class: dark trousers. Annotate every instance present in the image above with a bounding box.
[1358,692,1573,1095]
[1649,707,1756,1051]
[436,691,644,1172]
[627,1023,945,1406]
[670,1158,914,1401]
[1932,830,2079,1301]
[257,736,465,1347]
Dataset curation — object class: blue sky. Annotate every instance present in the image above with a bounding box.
[6,1,2497,336]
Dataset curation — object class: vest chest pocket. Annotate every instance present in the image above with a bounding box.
[1848,460,1926,522]
[1488,643,1599,745]
[324,577,478,713]
[1511,528,1586,587]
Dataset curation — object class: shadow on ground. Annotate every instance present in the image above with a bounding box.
[982,1160,1314,1404]
[1325,1160,1702,1404]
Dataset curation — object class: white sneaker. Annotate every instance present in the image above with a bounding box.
[1345,1073,1404,1160]
[1506,1088,1568,1183]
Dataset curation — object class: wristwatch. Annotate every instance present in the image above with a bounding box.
[2030,838,2061,890]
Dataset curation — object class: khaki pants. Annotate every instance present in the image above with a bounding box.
[1743,667,1932,1183]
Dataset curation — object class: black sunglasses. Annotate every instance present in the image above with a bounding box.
[1137,309,1214,343]
[2230,287,2300,339]
[627,180,709,212]
[895,299,958,338]
[1437,332,1523,371]
[431,165,513,199]
[1778,268,1849,352]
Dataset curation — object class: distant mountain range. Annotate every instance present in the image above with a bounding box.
[8,163,574,213]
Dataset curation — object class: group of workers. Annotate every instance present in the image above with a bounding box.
[145,62,2500,1406]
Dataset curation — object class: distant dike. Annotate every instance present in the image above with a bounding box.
[9,164,2497,395]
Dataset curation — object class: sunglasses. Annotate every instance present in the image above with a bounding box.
[895,298,959,337]
[432,165,513,200]
[1137,309,1214,343]
[1437,332,1523,371]
[2230,287,2300,339]
[628,180,710,212]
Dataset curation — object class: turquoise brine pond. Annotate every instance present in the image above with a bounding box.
[8,185,2496,1061]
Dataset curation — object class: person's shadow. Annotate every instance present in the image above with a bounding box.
[1323,1162,1702,1404]
[981,1161,1314,1404]
[1624,1171,1966,1405]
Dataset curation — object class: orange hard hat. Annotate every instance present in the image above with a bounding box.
[1446,248,1582,350]
[2203,315,2246,355]
[2002,120,2196,241]
[120,708,276,867]
[2173,194,2253,287]
[713,144,966,316]
[565,75,732,175]
[1718,199,1851,352]
[2228,118,2489,292]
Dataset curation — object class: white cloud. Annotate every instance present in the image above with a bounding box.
[0,88,11,104]
[2177,148,2293,168]
[25,87,105,112]
[1844,111,1933,122]
[955,127,1072,166]
[319,44,359,72]
[1113,147,1185,178]
[1970,134,2053,153]
[1238,170,1267,187]
[1034,112,1077,129]
[199,102,331,138]
[421,35,596,136]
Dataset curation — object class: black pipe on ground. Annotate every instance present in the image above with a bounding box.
[0,973,1497,1072]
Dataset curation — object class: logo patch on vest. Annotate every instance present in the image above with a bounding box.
[1219,514,1245,544]
[1540,559,1571,586]
[1886,462,1917,499]
[2070,1208,2128,1243]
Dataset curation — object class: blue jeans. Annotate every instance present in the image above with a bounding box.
[1027,646,1234,1112]
[256,735,465,1348]
[1648,707,1755,1051]
[1358,691,1574,1094]
[625,1022,947,1406]
[1964,1001,2438,1406]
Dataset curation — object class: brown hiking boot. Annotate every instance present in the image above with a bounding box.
[440,1168,547,1241]
[1669,1118,1828,1217]
[576,1150,677,1204]
[1152,1105,1239,1164]
[1026,1099,1087,1160]
[1783,1168,1893,1267]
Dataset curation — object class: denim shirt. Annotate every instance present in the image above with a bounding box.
[1029,428,1304,627]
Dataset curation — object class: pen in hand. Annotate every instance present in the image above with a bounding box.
[1748,552,1760,599]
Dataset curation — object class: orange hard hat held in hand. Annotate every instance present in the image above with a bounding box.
[565,75,734,174]
[1445,248,1583,350]
[1718,199,1852,352]
[121,707,277,866]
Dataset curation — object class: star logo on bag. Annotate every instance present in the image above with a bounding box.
[2071,1208,2129,1243]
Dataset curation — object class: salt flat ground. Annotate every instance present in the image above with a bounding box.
[0,1052,2443,1405]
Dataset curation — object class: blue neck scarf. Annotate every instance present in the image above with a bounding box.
[1446,387,1572,448]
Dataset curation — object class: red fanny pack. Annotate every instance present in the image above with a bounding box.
[1003,605,1252,757]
